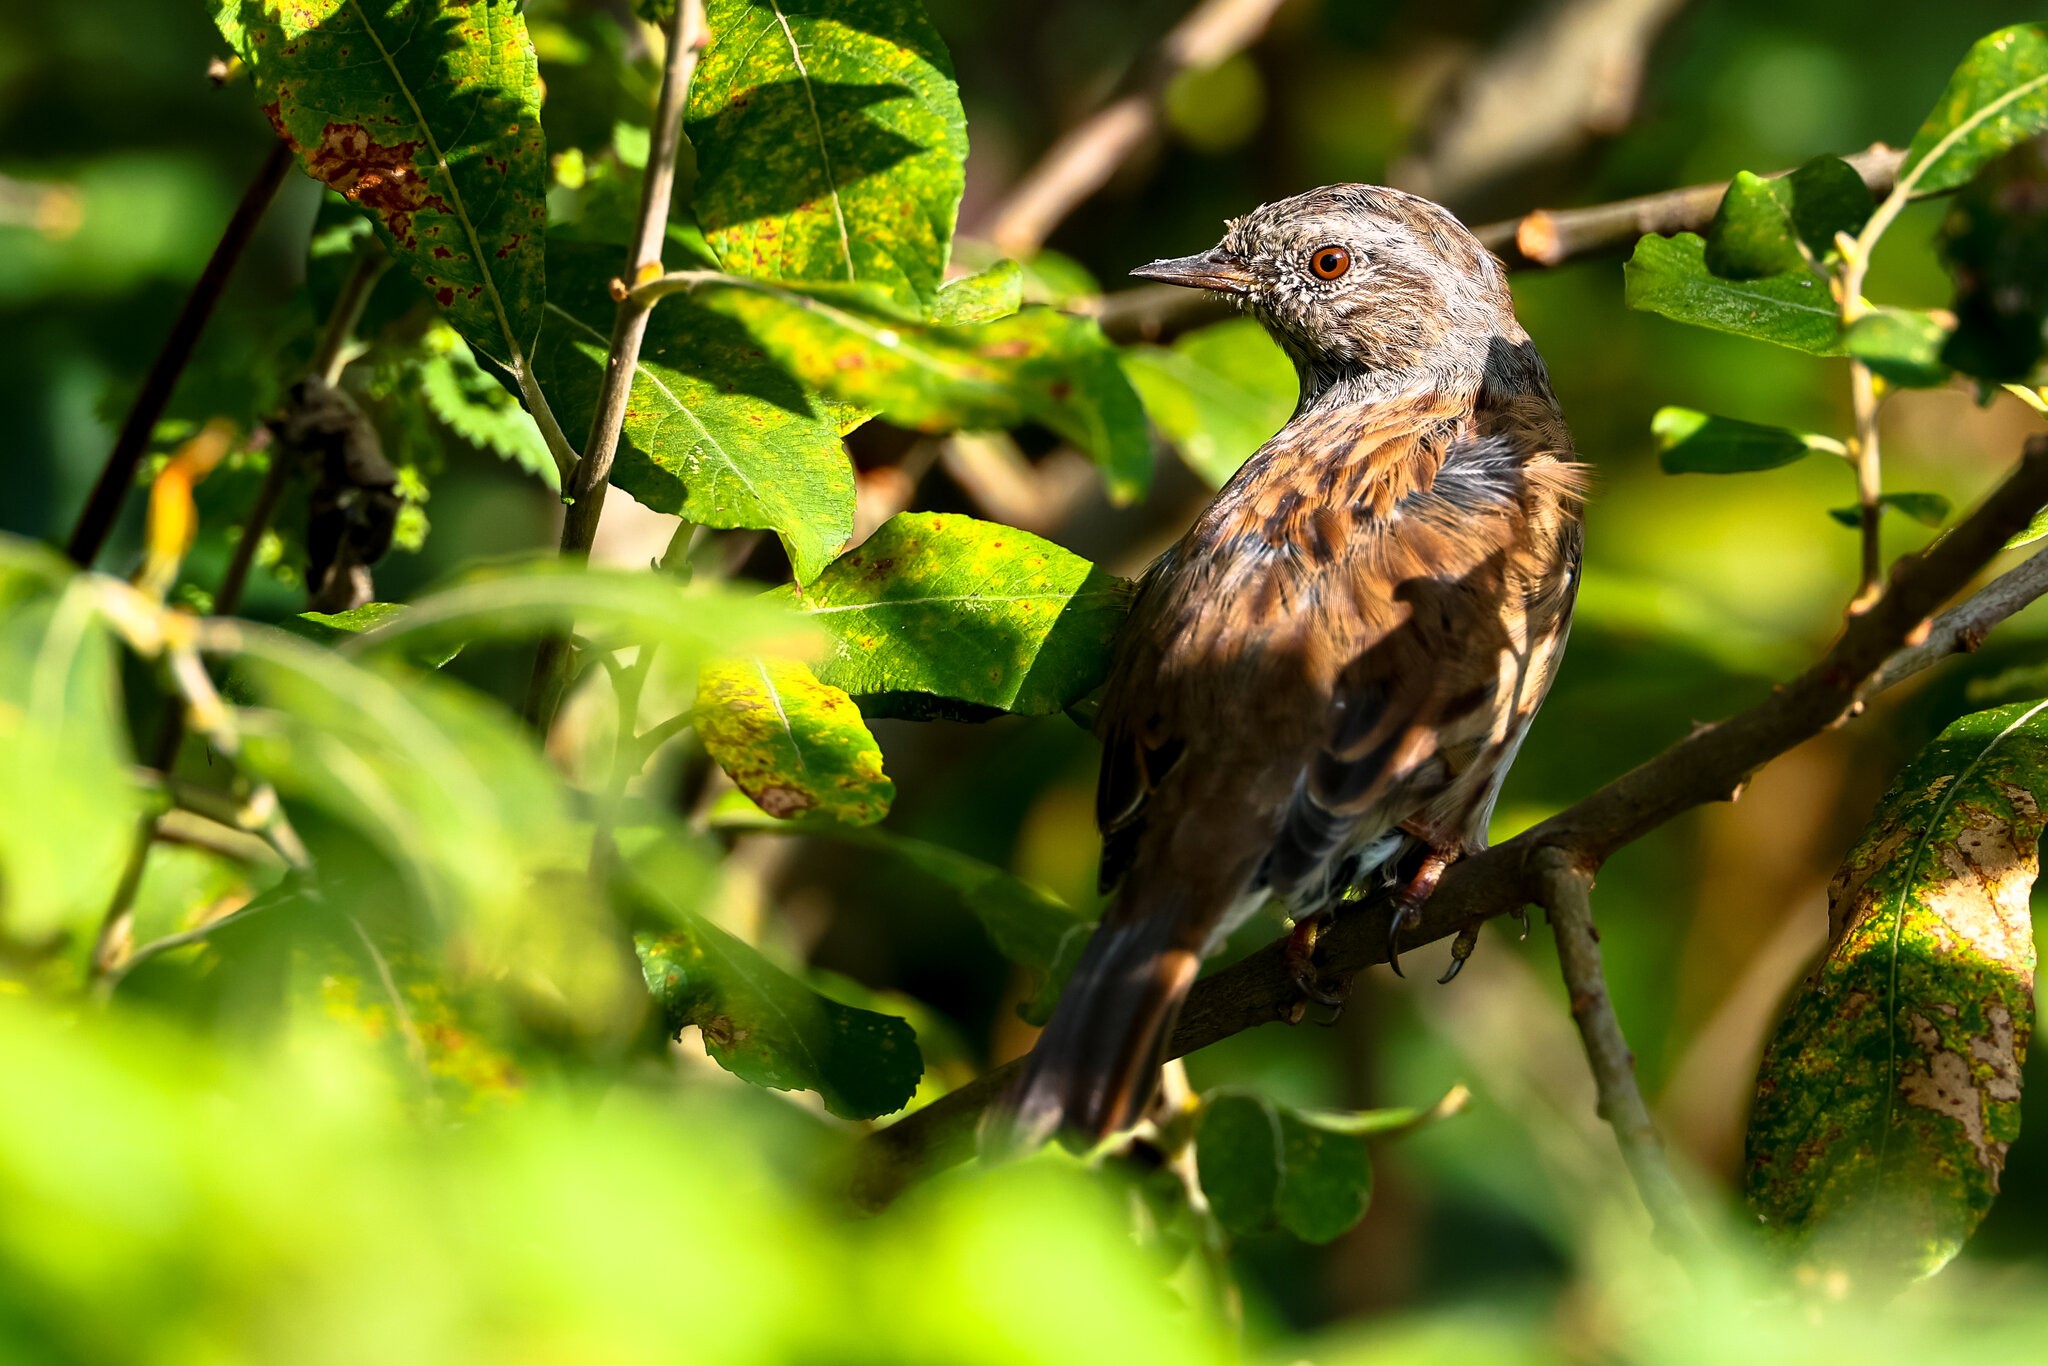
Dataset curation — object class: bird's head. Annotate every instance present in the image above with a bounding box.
[1130,184,1521,403]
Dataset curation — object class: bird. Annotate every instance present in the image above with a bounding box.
[990,184,1587,1151]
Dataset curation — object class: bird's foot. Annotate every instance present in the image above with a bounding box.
[1284,910,1349,1024]
[1383,847,1453,979]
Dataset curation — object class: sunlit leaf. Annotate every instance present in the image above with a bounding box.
[775,512,1131,719]
[1844,308,1955,388]
[416,328,557,487]
[1121,318,1295,487]
[280,603,462,669]
[218,624,640,1034]
[1746,699,2048,1286]
[1900,23,2048,198]
[1651,407,1838,474]
[694,279,1152,502]
[1939,134,2048,382]
[686,0,967,310]
[219,0,548,369]
[534,242,857,582]
[0,563,141,950]
[696,658,893,825]
[340,557,811,668]
[1827,492,1952,528]
[1704,158,1873,279]
[929,259,1024,326]
[1624,233,1842,355]
[636,923,922,1120]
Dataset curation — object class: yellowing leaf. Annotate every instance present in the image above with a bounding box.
[695,658,892,825]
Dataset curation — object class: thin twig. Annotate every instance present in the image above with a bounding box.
[1847,357,1886,610]
[1089,143,1908,344]
[68,139,294,568]
[523,0,707,733]
[1533,845,1701,1255]
[980,0,1289,257]
[86,245,389,979]
[847,435,2048,1209]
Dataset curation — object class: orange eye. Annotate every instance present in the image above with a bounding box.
[1309,245,1351,280]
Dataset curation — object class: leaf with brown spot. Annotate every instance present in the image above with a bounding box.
[217,1,548,369]
[694,657,893,826]
[1745,699,2048,1287]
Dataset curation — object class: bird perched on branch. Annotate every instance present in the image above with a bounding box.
[993,184,1587,1150]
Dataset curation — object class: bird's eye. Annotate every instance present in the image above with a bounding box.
[1308,245,1351,280]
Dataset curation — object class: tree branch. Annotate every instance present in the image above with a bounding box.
[523,0,707,733]
[1090,143,1908,344]
[848,434,2048,1211]
[980,0,1289,258]
[1533,845,1701,1255]
[67,138,295,568]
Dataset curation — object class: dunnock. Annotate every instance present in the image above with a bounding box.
[994,184,1587,1148]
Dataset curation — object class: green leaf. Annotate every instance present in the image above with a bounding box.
[533,243,856,583]
[1624,234,1842,355]
[2005,503,2048,549]
[1651,407,1838,474]
[776,512,1132,719]
[636,925,922,1120]
[686,0,968,310]
[1939,134,2048,382]
[929,259,1024,326]
[695,658,893,825]
[339,557,809,666]
[416,328,557,488]
[1704,159,1874,279]
[221,1,548,369]
[694,279,1152,502]
[705,790,1092,1022]
[1826,492,1952,529]
[1745,699,2048,1286]
[281,602,463,669]
[221,627,642,1034]
[1121,318,1295,487]
[1844,308,1956,388]
[1195,1093,1374,1243]
[0,565,142,949]
[1900,24,2048,198]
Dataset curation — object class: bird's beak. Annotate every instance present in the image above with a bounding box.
[1128,248,1255,296]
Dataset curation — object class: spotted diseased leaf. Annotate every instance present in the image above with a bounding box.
[1745,700,2048,1286]
[221,1,548,369]
[1939,134,2048,383]
[1624,234,1842,355]
[778,512,1131,719]
[687,0,967,310]
[636,925,921,1120]
[695,658,893,825]
[1845,308,1956,389]
[697,280,1152,501]
[1122,317,1295,487]
[1651,407,1836,474]
[1704,159,1873,280]
[1900,24,2048,198]
[533,243,855,582]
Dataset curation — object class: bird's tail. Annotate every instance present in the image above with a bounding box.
[984,898,1202,1155]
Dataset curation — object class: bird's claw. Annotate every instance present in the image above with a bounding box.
[1436,924,1481,984]
[1285,911,1349,1022]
